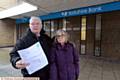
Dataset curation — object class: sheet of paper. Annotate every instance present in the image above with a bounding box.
[18,42,48,74]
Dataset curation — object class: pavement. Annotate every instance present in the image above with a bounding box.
[0,47,120,80]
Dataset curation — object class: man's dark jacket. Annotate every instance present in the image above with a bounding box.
[10,29,52,79]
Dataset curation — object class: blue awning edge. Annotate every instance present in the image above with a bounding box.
[16,1,120,24]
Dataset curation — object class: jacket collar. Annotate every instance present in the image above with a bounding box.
[54,42,69,50]
[26,28,37,38]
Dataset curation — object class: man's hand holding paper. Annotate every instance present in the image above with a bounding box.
[16,60,30,69]
[18,42,48,74]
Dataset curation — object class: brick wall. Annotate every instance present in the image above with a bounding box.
[101,11,120,60]
[0,19,15,47]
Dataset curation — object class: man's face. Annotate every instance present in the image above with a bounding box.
[29,19,42,34]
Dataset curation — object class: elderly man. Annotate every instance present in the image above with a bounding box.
[10,16,52,80]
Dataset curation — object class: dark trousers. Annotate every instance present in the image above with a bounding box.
[24,73,49,80]
[23,71,49,80]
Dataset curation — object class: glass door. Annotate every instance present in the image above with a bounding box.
[94,14,102,56]
[86,15,96,56]
[81,16,87,54]
[43,21,51,37]
[66,16,81,53]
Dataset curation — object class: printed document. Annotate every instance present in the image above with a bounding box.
[18,42,48,74]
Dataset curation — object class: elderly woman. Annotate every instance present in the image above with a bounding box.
[49,29,79,80]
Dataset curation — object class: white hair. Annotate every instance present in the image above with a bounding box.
[29,16,42,23]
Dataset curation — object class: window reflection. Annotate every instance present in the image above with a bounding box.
[81,16,86,40]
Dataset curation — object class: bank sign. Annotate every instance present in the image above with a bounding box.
[16,1,120,23]
[61,6,102,16]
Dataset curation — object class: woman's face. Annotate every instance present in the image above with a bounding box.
[56,34,66,44]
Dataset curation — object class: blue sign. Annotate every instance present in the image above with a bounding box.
[16,1,120,24]
[16,17,30,24]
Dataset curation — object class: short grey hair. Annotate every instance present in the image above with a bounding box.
[29,16,42,23]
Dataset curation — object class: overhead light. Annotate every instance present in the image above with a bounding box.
[0,1,37,19]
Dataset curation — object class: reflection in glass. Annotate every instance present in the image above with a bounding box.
[43,21,51,36]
